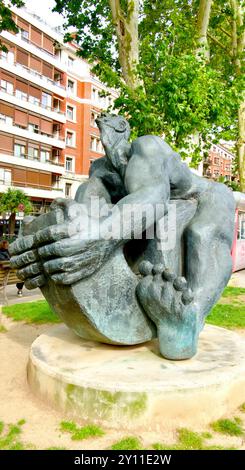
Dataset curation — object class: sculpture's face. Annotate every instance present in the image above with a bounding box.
[96,114,130,151]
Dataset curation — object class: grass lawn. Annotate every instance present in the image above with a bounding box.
[2,300,60,324]
[206,286,245,329]
[1,286,244,329]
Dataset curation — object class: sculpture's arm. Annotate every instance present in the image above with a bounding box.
[33,152,172,285]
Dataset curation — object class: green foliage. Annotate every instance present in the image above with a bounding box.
[0,420,27,450]
[110,436,143,450]
[0,188,32,215]
[60,421,105,441]
[53,0,243,168]
[0,0,24,51]
[153,427,232,450]
[0,325,7,333]
[2,300,60,324]
[211,417,244,436]
[239,403,245,413]
[206,302,245,329]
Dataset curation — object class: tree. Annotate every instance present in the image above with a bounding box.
[53,0,243,173]
[0,188,32,236]
[0,0,24,51]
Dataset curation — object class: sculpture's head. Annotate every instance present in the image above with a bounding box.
[96,113,131,153]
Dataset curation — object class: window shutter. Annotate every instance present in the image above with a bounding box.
[31,27,42,46]
[43,36,54,54]
[41,119,53,135]
[15,109,28,127]
[29,86,41,99]
[0,134,13,153]
[16,49,29,67]
[0,103,14,117]
[42,63,53,79]
[30,56,42,73]
[29,115,40,126]
[16,79,28,93]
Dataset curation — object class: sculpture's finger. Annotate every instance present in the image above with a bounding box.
[38,238,91,259]
[43,252,93,274]
[51,264,97,284]
[9,235,35,256]
[17,262,43,280]
[10,250,39,269]
[34,221,82,246]
[173,276,187,291]
[182,288,194,305]
[25,274,46,290]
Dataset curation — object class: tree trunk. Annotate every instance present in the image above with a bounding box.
[230,0,245,190]
[238,101,245,191]
[9,212,16,237]
[196,0,213,59]
[109,0,141,89]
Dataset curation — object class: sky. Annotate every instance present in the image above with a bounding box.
[24,0,64,27]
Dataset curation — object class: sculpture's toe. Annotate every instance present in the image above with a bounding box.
[138,260,153,276]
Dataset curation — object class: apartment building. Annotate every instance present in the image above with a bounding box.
[0,6,116,220]
[203,144,235,181]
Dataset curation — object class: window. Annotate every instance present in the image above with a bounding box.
[29,95,40,106]
[66,131,75,147]
[0,168,11,185]
[91,112,98,127]
[20,29,29,42]
[0,114,13,125]
[68,56,74,69]
[28,147,39,160]
[66,105,75,121]
[90,136,102,153]
[14,144,26,158]
[16,89,28,101]
[92,87,97,101]
[67,79,75,94]
[65,157,74,172]
[28,123,39,134]
[41,92,52,109]
[1,79,13,95]
[65,183,72,197]
[214,157,219,165]
[40,149,50,163]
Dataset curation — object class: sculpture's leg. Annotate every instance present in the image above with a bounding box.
[137,186,236,360]
[136,263,198,360]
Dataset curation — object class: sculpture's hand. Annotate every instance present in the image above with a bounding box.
[38,236,114,284]
[136,261,199,359]
[9,235,46,289]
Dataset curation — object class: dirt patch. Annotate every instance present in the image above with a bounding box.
[0,317,244,450]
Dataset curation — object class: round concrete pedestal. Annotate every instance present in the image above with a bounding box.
[27,324,245,431]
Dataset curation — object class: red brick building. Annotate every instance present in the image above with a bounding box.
[0,6,116,221]
[204,144,235,181]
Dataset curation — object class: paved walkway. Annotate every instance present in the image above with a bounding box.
[0,285,43,306]
[229,270,245,288]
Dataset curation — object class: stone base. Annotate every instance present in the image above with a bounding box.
[27,324,245,431]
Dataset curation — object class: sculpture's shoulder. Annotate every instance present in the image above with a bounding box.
[89,156,109,178]
[131,135,174,160]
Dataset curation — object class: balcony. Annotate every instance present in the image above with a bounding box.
[0,86,66,124]
[0,151,65,175]
[0,120,65,149]
[0,55,66,98]
[0,30,66,73]
[0,176,64,199]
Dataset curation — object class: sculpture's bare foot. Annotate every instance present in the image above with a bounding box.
[136,261,199,360]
